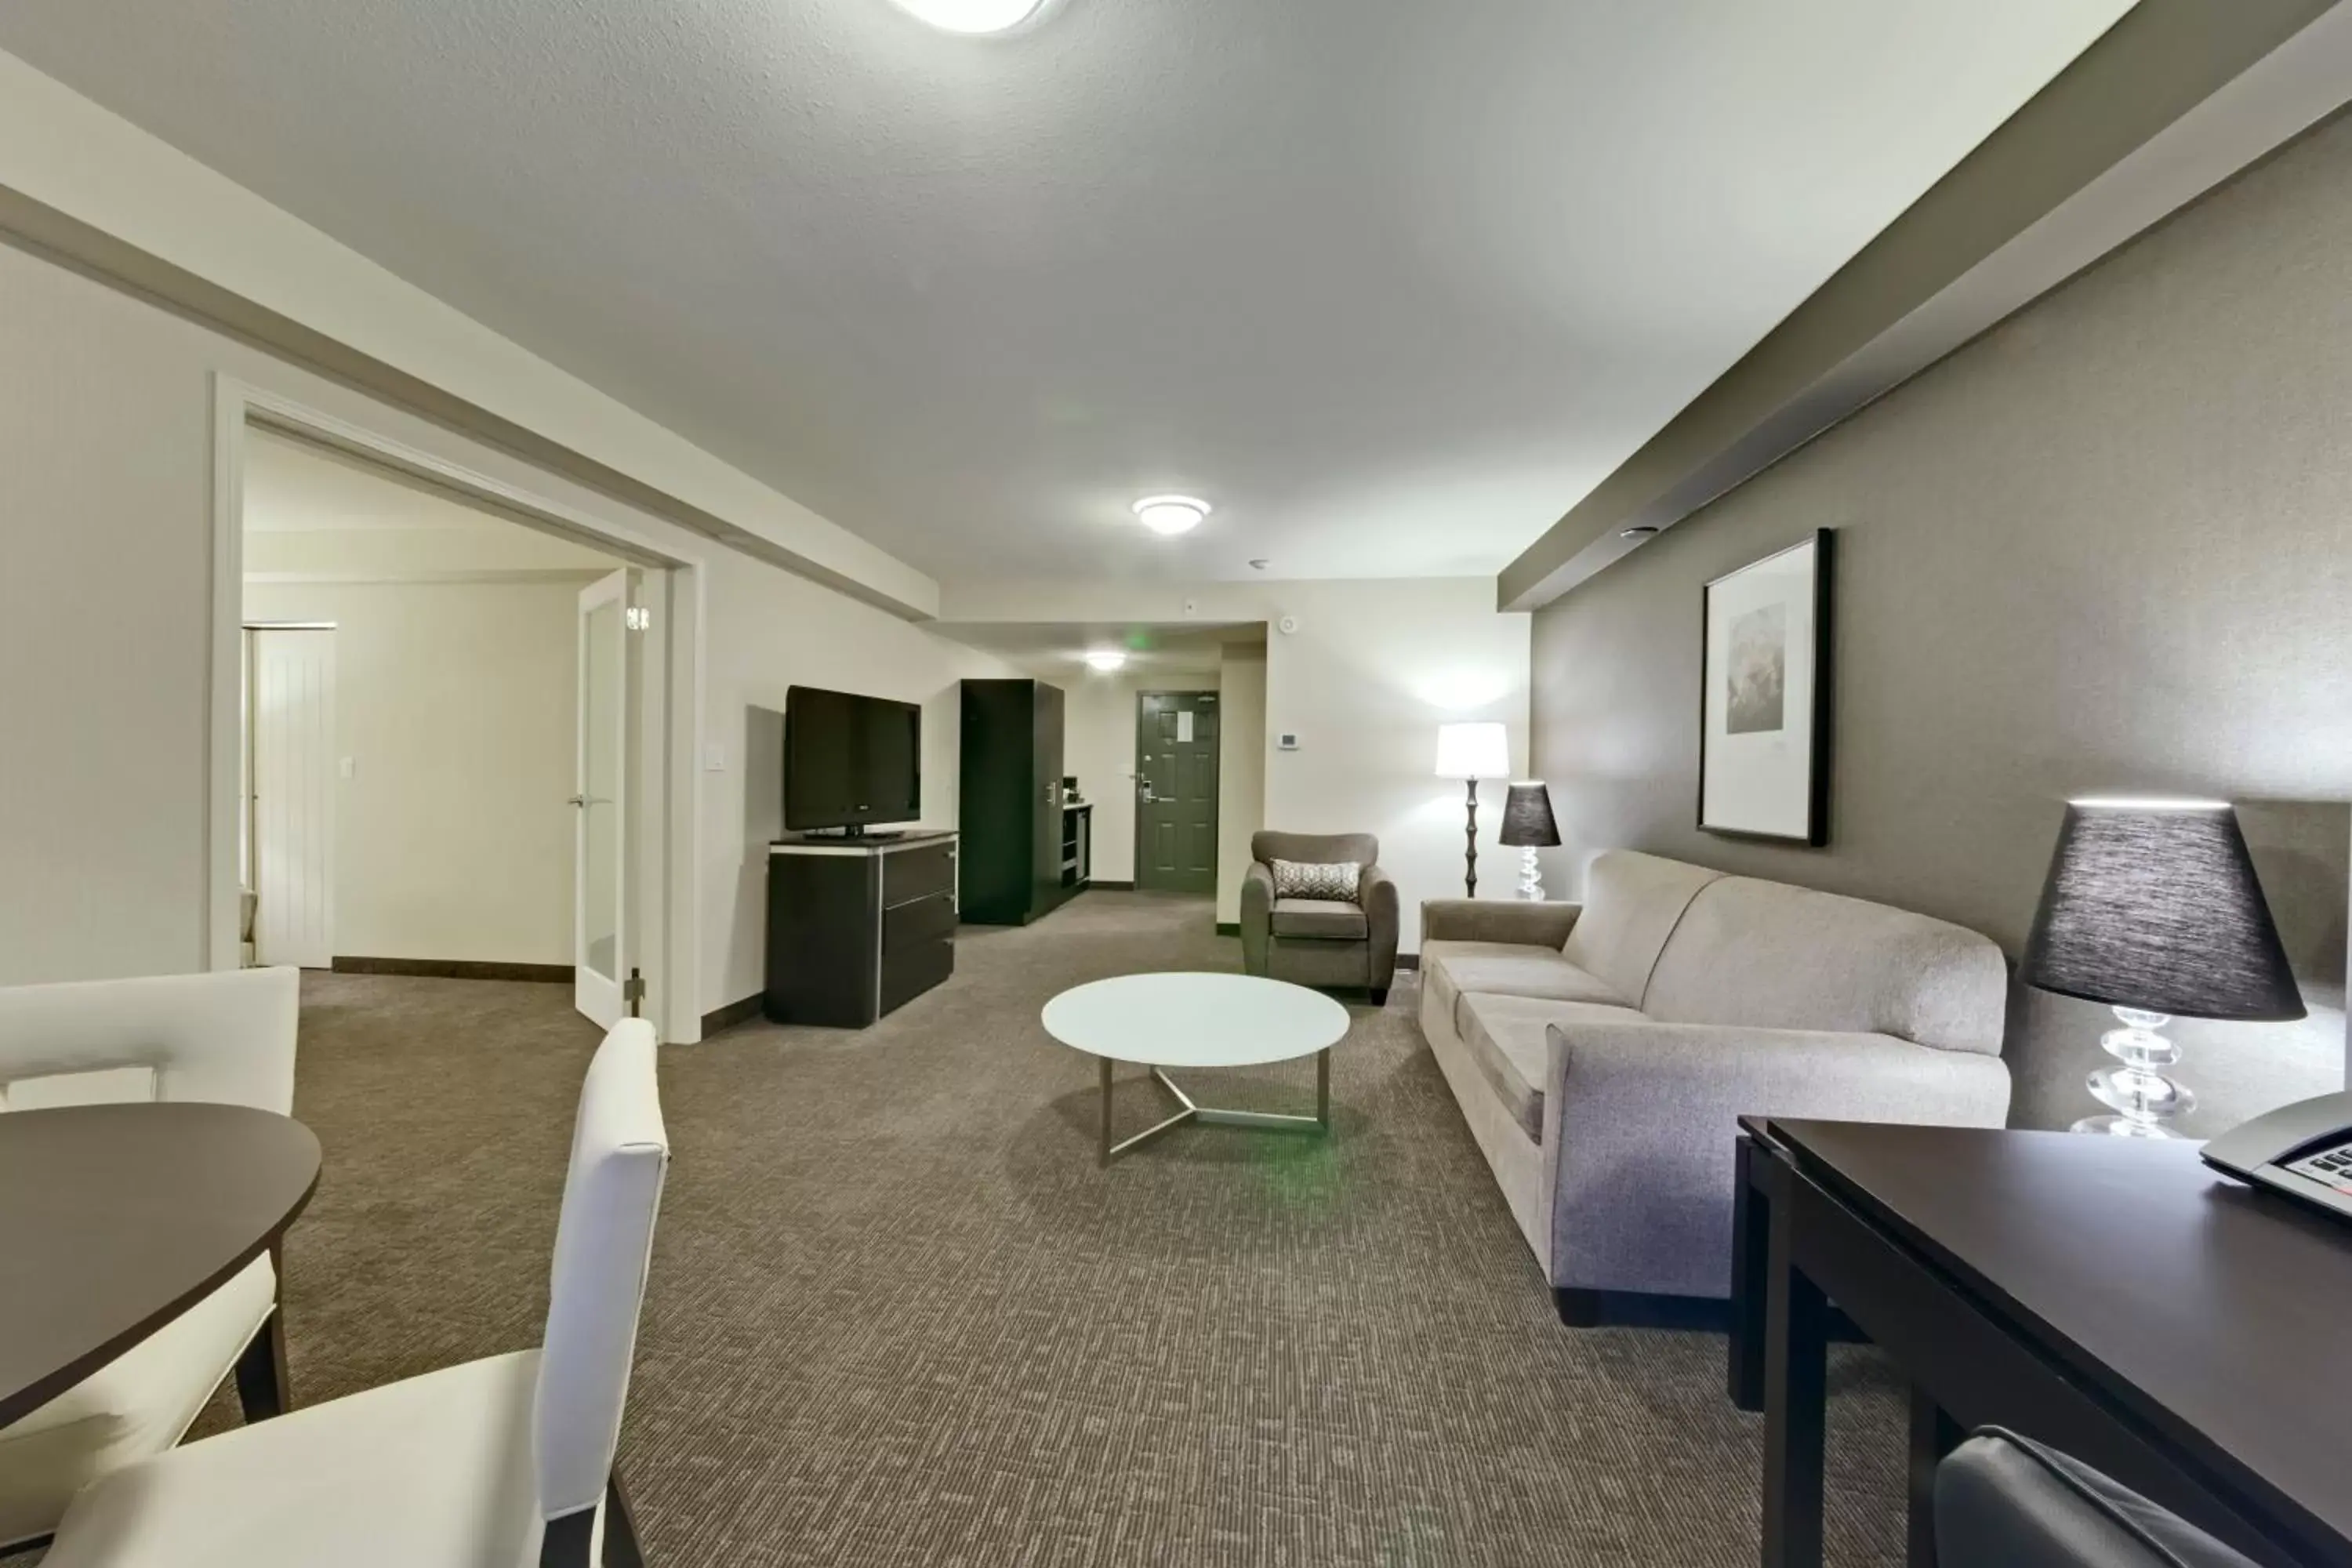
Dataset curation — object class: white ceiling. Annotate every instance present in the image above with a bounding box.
[244,427,620,573]
[3,0,2133,583]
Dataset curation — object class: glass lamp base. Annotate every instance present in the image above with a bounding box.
[1515,846,1544,902]
[2069,1112,2186,1140]
[2074,1006,2194,1138]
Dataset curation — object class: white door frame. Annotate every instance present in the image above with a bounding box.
[205,376,708,1043]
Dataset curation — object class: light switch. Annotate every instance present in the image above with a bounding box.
[338,756,357,779]
[703,742,727,772]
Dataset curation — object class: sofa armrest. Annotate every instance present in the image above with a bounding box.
[1360,865,1399,989]
[1541,1021,2011,1296]
[1420,898,1581,948]
[1240,862,1275,975]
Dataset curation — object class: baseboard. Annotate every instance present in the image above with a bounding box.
[1216,921,1239,936]
[1089,879,1136,891]
[332,956,572,984]
[699,993,764,1038]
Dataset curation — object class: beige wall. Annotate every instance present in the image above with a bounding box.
[942,579,1533,951]
[0,236,1014,1029]
[1530,113,2352,1131]
[705,567,1014,1013]
[243,578,590,967]
[1215,646,1269,925]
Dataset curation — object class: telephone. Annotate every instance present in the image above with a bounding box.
[2202,1091,2352,1223]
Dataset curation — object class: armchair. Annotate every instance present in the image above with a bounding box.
[0,967,299,1548]
[1240,831,1399,1004]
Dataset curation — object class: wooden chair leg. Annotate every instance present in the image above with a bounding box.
[234,1245,290,1421]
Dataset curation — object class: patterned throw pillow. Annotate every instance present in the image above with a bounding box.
[1271,858,1362,903]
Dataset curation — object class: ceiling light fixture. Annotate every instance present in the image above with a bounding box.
[1619,525,1661,540]
[1133,495,1210,537]
[889,0,1046,33]
[1083,649,1127,672]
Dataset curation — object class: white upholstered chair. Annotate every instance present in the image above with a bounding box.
[41,1017,670,1568]
[0,967,301,1549]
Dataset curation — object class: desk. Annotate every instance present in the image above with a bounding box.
[1730,1118,2352,1568]
[0,1103,321,1425]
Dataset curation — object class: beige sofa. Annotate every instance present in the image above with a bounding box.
[1418,850,2011,1325]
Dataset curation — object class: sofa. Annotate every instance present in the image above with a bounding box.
[1418,849,2011,1324]
[1241,831,1400,1004]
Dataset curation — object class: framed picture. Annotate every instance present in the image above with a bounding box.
[1699,530,1832,844]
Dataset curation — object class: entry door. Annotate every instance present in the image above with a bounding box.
[251,629,336,967]
[574,570,637,1027]
[1136,691,1219,894]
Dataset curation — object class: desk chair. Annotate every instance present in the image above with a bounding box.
[1937,1428,2260,1568]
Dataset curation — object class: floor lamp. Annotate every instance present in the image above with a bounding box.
[1435,723,1510,897]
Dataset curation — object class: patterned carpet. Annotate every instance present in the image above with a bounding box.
[194,891,1909,1565]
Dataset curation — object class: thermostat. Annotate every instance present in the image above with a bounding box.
[1276,732,1301,751]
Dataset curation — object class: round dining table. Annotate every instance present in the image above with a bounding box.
[0,1102,322,1427]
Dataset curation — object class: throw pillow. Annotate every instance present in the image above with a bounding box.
[1271,858,1361,903]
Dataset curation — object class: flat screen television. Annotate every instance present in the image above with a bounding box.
[783,685,922,833]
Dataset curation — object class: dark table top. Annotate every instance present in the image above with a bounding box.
[1765,1119,2352,1555]
[0,1102,321,1426]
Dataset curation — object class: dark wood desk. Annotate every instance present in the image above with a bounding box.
[1730,1118,2352,1568]
[0,1102,321,1426]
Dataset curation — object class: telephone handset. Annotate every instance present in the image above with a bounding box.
[2202,1091,2352,1224]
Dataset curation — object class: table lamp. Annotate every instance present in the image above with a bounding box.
[1434,722,1510,896]
[1500,782,1560,901]
[2022,797,2303,1138]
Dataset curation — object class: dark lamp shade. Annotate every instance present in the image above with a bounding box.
[2022,802,2303,1022]
[1499,782,1561,848]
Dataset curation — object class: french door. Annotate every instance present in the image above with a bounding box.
[574,570,638,1027]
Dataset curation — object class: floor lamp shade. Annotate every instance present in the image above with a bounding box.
[2022,799,2302,1138]
[2023,802,2303,1022]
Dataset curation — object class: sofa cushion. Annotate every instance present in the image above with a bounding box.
[1643,877,2007,1054]
[1270,897,1368,940]
[1421,940,1628,1038]
[1457,993,1647,1142]
[1560,850,1725,1007]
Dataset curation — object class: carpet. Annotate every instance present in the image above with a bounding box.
[199,891,1908,1565]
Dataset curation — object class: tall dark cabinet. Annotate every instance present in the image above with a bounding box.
[959,679,1074,925]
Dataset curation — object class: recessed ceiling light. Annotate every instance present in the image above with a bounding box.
[1133,495,1210,536]
[890,0,1046,33]
[1083,649,1127,672]
[1619,525,1661,540]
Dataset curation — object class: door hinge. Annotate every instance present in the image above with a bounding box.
[624,605,652,633]
[624,967,646,1017]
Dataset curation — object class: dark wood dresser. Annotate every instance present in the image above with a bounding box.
[764,829,956,1027]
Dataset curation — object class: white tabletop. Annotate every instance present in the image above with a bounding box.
[1041,972,1350,1068]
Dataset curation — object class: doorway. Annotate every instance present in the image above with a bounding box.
[1136,690,1219,895]
[244,626,336,968]
[216,387,687,1034]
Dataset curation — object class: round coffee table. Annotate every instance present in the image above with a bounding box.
[1042,972,1351,1167]
[0,1102,321,1426]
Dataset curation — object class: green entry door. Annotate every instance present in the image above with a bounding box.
[1136,691,1219,895]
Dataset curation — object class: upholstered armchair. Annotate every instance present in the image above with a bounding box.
[1241,831,1399,1004]
[0,967,299,1548]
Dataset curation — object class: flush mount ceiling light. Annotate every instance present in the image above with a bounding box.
[1133,495,1210,537]
[890,0,1046,33]
[1083,649,1127,672]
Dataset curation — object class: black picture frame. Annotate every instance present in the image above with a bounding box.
[1697,529,1833,846]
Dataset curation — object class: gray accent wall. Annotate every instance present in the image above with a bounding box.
[1530,112,2352,1132]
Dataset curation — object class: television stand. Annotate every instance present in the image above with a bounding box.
[802,827,907,843]
[765,829,957,1027]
